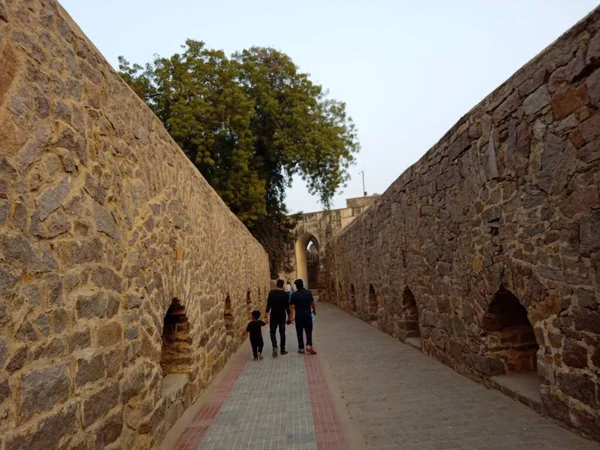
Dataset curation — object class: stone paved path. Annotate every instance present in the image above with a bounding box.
[315,303,599,450]
[167,302,599,450]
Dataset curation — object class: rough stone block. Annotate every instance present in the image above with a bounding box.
[95,410,124,449]
[97,322,122,347]
[19,363,71,422]
[76,353,105,388]
[6,403,78,450]
[83,382,120,427]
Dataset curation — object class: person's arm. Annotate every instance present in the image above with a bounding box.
[309,292,316,316]
[242,323,249,337]
[265,292,272,316]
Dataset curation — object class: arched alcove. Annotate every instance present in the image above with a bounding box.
[224,294,234,337]
[246,290,252,314]
[350,284,357,313]
[482,289,539,374]
[402,287,420,338]
[160,299,191,376]
[368,285,378,321]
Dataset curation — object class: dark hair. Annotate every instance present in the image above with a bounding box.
[294,279,304,290]
[251,310,261,319]
[276,279,284,288]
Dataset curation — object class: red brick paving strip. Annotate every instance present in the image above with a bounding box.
[172,352,248,450]
[304,355,347,450]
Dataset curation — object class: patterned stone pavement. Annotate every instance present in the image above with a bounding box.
[168,302,599,450]
[314,303,599,450]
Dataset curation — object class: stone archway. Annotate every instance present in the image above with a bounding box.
[294,233,320,290]
[160,299,191,376]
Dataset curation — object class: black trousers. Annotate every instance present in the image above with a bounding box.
[295,315,313,349]
[270,319,286,350]
[250,337,263,358]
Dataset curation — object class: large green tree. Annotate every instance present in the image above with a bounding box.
[119,40,359,276]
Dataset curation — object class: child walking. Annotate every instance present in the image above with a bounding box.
[243,310,268,360]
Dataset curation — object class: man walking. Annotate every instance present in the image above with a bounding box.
[289,279,317,355]
[266,279,290,357]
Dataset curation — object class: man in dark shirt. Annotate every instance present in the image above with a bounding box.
[266,279,291,357]
[289,279,317,355]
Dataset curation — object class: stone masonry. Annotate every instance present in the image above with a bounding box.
[324,6,600,441]
[0,1,270,449]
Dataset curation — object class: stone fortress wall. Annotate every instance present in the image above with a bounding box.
[0,1,270,449]
[324,6,600,441]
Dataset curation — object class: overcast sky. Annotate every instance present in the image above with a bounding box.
[60,0,599,213]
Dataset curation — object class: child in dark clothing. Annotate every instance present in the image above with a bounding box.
[243,310,268,360]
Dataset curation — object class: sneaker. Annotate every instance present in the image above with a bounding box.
[298,349,305,354]
[281,350,288,355]
[258,353,263,360]
[306,348,317,355]
[272,348,278,358]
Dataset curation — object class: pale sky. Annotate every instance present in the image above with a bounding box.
[60,0,599,214]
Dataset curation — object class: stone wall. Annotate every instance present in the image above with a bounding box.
[324,7,600,441]
[0,1,270,449]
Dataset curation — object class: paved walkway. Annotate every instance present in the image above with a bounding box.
[165,302,599,450]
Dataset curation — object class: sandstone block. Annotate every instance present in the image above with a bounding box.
[465,354,505,376]
[552,84,589,121]
[67,329,92,352]
[76,292,107,319]
[573,308,600,334]
[0,266,18,293]
[586,31,600,65]
[557,372,599,408]
[580,209,600,255]
[95,411,123,449]
[36,176,71,221]
[523,85,550,115]
[562,339,588,369]
[91,266,123,292]
[76,353,105,388]
[83,382,120,427]
[19,363,71,422]
[97,321,122,347]
[6,403,77,450]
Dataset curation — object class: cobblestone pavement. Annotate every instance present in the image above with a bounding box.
[314,302,599,450]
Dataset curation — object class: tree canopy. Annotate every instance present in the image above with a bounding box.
[119,40,359,276]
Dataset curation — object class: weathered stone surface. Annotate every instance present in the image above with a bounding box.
[580,210,600,255]
[83,382,120,427]
[0,337,7,368]
[97,322,122,347]
[552,84,589,121]
[523,85,550,115]
[36,176,71,221]
[6,403,78,450]
[91,266,122,292]
[76,293,107,319]
[0,266,18,293]
[586,31,600,65]
[0,378,9,404]
[19,364,71,422]
[95,410,123,449]
[562,339,589,369]
[465,354,505,376]
[1,234,57,272]
[76,353,105,388]
[67,329,92,352]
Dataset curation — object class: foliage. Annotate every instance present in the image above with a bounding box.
[119,40,359,276]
